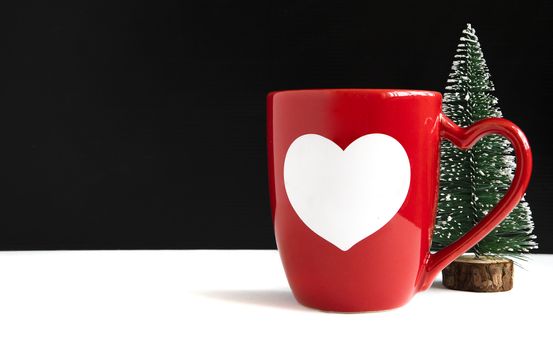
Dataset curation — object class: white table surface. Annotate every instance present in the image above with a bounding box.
[0,250,551,350]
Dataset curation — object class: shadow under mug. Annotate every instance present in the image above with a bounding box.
[267,89,532,312]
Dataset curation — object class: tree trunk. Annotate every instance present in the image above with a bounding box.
[441,255,513,292]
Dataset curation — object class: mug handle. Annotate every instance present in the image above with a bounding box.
[418,114,532,291]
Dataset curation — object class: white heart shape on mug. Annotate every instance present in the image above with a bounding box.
[283,133,411,251]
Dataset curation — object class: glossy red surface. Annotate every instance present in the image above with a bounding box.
[267,89,532,312]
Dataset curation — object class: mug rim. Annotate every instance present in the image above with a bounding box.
[268,88,441,98]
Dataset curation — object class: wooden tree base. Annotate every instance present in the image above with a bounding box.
[442,255,513,292]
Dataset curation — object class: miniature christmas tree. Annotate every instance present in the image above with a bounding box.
[432,24,537,261]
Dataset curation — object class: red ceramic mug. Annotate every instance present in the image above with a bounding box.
[267,89,532,312]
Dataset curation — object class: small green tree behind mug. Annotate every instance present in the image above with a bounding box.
[432,24,537,292]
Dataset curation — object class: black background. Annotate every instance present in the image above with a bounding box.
[1,0,552,252]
